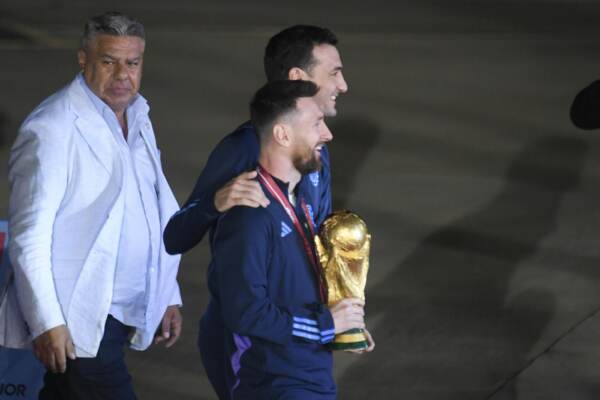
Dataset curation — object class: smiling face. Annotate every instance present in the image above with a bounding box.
[78,34,145,116]
[305,44,348,117]
[289,97,333,174]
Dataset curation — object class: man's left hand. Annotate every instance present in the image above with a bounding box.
[154,305,182,348]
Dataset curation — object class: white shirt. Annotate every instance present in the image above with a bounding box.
[80,75,161,330]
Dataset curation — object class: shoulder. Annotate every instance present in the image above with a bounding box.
[15,88,77,151]
[19,82,77,139]
[201,121,260,176]
[25,87,72,122]
[214,121,259,156]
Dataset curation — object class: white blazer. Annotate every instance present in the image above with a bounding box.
[0,77,182,357]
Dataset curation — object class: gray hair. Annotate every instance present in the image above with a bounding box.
[81,11,145,50]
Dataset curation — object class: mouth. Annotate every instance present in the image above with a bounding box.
[314,144,324,156]
[109,86,131,95]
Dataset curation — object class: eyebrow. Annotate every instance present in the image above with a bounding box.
[100,54,142,62]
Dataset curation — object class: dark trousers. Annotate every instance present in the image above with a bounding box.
[198,306,230,400]
[38,315,137,400]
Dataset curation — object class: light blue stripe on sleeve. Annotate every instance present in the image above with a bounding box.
[320,328,335,336]
[320,334,335,344]
[171,200,199,218]
[293,323,320,334]
[293,316,317,326]
[293,330,320,341]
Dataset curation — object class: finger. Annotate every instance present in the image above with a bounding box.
[39,351,50,371]
[173,315,182,338]
[363,330,375,352]
[219,188,267,209]
[335,298,364,310]
[215,179,264,212]
[229,179,268,195]
[345,297,365,307]
[66,338,76,360]
[165,317,181,348]
[345,306,364,316]
[366,339,375,352]
[229,187,267,202]
[236,170,258,181]
[346,348,365,354]
[165,329,179,348]
[229,186,269,207]
[231,176,262,188]
[47,352,58,373]
[230,198,264,209]
[55,345,67,374]
[161,314,171,340]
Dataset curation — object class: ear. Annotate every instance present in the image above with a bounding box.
[272,123,292,147]
[77,49,87,71]
[288,67,308,81]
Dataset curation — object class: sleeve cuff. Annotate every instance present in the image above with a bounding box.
[169,284,182,307]
[29,309,66,340]
[291,304,335,344]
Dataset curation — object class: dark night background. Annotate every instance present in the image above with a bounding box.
[2,1,600,399]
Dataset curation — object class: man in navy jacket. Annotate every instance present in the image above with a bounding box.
[163,25,347,252]
[163,25,351,398]
[211,80,366,399]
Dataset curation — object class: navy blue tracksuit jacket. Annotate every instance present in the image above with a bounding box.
[162,122,332,399]
[209,174,336,399]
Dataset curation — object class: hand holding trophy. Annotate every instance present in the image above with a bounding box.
[315,210,371,350]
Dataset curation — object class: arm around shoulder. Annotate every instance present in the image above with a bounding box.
[163,125,262,254]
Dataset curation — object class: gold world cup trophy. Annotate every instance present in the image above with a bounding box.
[315,210,370,350]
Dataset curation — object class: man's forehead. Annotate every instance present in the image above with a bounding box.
[89,34,145,52]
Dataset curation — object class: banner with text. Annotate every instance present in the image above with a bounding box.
[0,220,45,399]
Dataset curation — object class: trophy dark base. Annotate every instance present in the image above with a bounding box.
[329,328,368,351]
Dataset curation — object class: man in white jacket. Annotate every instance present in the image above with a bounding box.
[1,11,182,399]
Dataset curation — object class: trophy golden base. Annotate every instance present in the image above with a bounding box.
[329,328,368,351]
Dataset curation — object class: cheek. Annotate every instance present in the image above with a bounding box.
[319,77,336,92]
[131,71,142,87]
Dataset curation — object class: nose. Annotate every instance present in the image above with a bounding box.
[321,121,333,143]
[337,72,348,94]
[114,62,128,80]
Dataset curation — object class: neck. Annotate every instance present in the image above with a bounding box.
[115,110,128,139]
[259,148,301,193]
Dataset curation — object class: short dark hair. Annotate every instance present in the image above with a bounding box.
[81,11,145,50]
[250,80,319,143]
[264,25,338,81]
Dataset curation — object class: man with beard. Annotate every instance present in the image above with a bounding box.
[209,80,366,399]
[163,25,354,399]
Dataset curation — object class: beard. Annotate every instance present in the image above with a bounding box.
[292,145,322,175]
